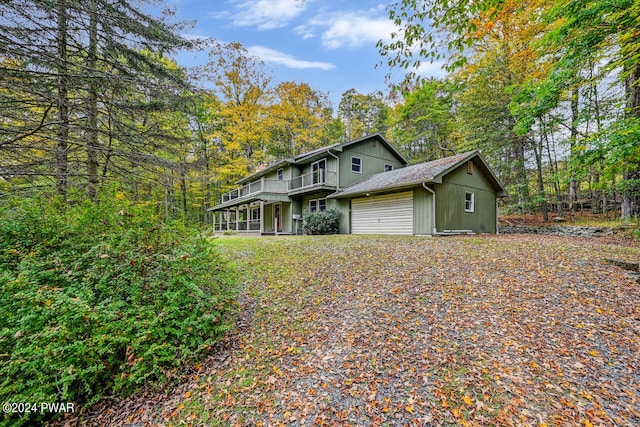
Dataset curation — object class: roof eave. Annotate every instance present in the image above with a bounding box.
[236,159,292,184]
[340,133,408,165]
[328,179,434,199]
[430,150,507,195]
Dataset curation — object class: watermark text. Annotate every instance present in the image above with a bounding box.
[2,402,75,414]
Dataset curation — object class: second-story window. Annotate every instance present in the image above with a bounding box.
[312,159,326,184]
[277,168,284,181]
[351,156,362,173]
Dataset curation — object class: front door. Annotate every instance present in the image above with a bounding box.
[273,203,282,232]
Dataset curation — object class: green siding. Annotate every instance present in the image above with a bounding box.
[263,204,273,231]
[301,192,333,215]
[413,186,434,234]
[282,203,292,233]
[262,202,294,233]
[300,156,337,175]
[262,165,293,182]
[298,193,350,234]
[435,161,497,233]
[338,141,405,187]
[291,198,302,216]
[332,198,351,234]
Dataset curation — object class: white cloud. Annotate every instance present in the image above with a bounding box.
[414,60,447,78]
[323,15,395,49]
[229,0,305,30]
[296,8,397,50]
[247,46,335,70]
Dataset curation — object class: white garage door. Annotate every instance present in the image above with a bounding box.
[351,191,414,235]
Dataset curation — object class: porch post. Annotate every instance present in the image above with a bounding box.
[260,201,264,234]
[212,210,216,233]
[246,205,250,231]
[235,206,239,231]
[226,208,230,231]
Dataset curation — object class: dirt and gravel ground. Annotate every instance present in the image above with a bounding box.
[55,234,640,427]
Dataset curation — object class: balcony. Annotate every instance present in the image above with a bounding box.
[218,171,337,206]
[220,178,288,204]
[287,170,337,195]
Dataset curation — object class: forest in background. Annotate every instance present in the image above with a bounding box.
[1,1,639,423]
[1,0,639,223]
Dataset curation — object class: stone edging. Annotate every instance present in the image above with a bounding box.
[498,224,616,238]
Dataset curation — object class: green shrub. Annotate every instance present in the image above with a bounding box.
[302,208,340,235]
[0,193,238,426]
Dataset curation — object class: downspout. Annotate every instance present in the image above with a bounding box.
[496,199,500,235]
[327,150,342,233]
[422,183,437,235]
[327,150,340,190]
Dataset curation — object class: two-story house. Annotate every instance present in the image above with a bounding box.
[210,134,507,235]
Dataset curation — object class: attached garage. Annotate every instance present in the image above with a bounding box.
[351,191,414,235]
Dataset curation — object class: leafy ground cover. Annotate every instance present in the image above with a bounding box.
[63,234,639,426]
[0,196,237,427]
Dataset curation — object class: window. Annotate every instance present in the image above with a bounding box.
[251,207,260,221]
[465,192,475,212]
[351,156,362,173]
[384,164,393,172]
[309,198,327,213]
[467,160,474,175]
[312,159,326,184]
[277,168,284,181]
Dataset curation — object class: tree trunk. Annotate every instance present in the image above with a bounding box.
[86,0,100,201]
[56,0,69,198]
[180,166,188,220]
[515,136,529,213]
[622,62,640,220]
[534,127,548,222]
[568,86,579,211]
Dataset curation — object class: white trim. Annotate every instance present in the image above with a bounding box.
[327,150,340,190]
[422,183,437,234]
[251,206,260,221]
[260,201,264,233]
[309,198,327,213]
[273,202,282,233]
[465,192,475,213]
[351,191,413,235]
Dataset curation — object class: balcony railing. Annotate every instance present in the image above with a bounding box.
[215,219,261,232]
[288,170,337,192]
[221,178,288,203]
[219,170,337,204]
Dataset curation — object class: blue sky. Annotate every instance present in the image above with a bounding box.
[168,0,445,107]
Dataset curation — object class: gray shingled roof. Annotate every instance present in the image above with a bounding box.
[330,151,484,198]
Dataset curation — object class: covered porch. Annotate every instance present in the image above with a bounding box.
[211,199,300,235]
